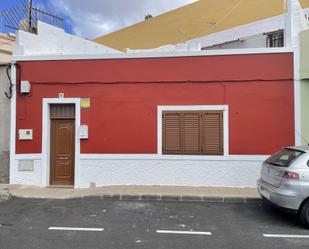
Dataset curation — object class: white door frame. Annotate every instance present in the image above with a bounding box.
[42,98,81,188]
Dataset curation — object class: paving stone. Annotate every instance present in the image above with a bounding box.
[140,195,160,201]
[102,195,121,201]
[120,195,140,201]
[161,195,181,201]
[181,196,203,202]
[245,197,263,204]
[224,197,245,203]
[202,197,224,203]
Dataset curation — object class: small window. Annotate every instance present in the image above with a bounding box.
[266,30,284,48]
[162,111,223,155]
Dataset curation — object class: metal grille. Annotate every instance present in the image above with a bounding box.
[266,30,284,48]
[0,0,64,33]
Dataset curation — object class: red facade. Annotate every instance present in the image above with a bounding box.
[16,53,295,155]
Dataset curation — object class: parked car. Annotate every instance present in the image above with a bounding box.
[257,146,309,227]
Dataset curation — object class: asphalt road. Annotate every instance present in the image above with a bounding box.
[0,198,309,249]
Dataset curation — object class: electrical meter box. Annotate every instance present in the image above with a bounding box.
[79,125,88,139]
[20,80,31,93]
[19,129,33,140]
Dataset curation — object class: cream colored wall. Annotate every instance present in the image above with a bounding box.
[0,33,14,63]
[301,80,309,145]
[301,30,309,145]
[301,30,309,79]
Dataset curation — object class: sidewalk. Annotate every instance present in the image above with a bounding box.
[1,185,261,203]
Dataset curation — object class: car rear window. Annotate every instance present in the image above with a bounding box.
[266,148,304,167]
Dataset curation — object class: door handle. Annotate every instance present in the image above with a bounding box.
[59,157,69,160]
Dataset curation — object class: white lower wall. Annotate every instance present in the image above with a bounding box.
[10,159,42,186]
[79,158,264,188]
[10,155,267,188]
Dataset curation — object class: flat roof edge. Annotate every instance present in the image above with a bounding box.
[12,47,294,62]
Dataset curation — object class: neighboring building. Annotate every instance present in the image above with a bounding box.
[0,32,15,183]
[0,33,15,63]
[8,1,307,189]
[94,0,309,51]
[301,29,309,145]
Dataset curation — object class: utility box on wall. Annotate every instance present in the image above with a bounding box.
[20,81,31,93]
[79,125,88,139]
[18,129,33,140]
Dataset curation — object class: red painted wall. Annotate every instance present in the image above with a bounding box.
[16,53,295,155]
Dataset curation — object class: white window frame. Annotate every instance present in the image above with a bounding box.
[157,105,229,156]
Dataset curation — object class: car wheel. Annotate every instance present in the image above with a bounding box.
[299,200,309,228]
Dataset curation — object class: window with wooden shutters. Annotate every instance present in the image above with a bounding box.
[162,111,223,155]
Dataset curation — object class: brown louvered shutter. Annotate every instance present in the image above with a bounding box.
[163,112,181,153]
[183,112,201,154]
[162,110,223,155]
[202,111,223,155]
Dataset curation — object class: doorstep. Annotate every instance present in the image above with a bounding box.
[5,185,262,203]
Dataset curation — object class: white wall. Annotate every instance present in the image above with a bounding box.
[205,34,267,50]
[11,158,42,186]
[188,7,309,50]
[79,158,264,188]
[10,155,266,188]
[13,22,120,57]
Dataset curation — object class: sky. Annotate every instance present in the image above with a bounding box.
[0,0,197,39]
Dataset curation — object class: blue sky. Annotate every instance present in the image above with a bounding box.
[0,0,74,35]
[0,0,197,39]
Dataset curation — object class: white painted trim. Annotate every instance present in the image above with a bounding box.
[294,59,302,146]
[42,98,81,188]
[12,47,293,62]
[48,227,104,232]
[157,105,229,156]
[80,154,268,161]
[263,234,309,238]
[9,64,16,184]
[156,230,212,236]
[14,154,42,160]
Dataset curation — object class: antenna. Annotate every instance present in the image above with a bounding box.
[1,0,64,34]
[27,0,32,32]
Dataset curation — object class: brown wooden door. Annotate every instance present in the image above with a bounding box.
[50,119,75,186]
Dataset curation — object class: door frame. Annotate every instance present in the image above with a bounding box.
[42,98,81,188]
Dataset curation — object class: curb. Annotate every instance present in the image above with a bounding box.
[80,194,262,204]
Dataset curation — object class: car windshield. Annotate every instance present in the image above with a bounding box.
[266,148,304,167]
